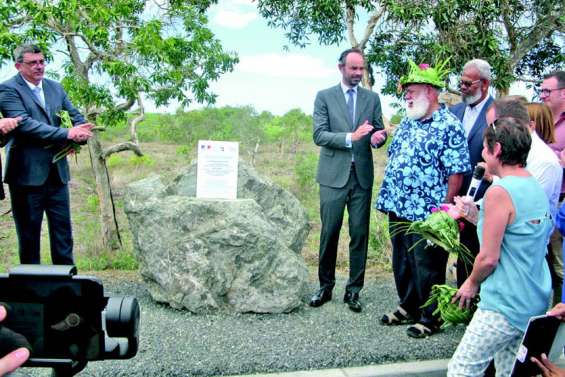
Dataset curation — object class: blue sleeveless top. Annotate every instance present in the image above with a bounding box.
[477,176,552,332]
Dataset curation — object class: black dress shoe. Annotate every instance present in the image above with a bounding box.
[309,289,332,307]
[343,292,362,312]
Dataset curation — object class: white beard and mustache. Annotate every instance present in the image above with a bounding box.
[462,89,482,105]
[405,95,430,120]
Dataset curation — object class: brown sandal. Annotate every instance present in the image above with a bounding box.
[381,306,415,326]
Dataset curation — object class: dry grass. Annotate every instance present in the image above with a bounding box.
[0,140,393,275]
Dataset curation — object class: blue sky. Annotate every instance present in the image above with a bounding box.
[0,0,532,119]
[201,0,401,117]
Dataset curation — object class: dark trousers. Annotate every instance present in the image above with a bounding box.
[389,212,448,325]
[456,219,480,287]
[9,169,74,265]
[318,167,371,294]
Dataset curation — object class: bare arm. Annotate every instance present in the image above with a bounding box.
[453,186,513,308]
[445,173,464,203]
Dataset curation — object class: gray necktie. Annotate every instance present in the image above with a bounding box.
[346,89,355,127]
[32,86,45,108]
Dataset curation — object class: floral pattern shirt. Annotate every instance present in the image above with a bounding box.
[376,106,471,221]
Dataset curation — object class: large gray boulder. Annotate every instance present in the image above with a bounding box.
[124,161,310,313]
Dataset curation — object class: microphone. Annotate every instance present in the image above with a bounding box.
[466,165,485,199]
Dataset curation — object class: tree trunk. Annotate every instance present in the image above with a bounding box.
[248,140,260,166]
[496,87,509,98]
[87,133,122,250]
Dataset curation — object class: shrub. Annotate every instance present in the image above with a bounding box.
[128,155,155,167]
[294,152,318,193]
[106,154,124,168]
[86,194,99,213]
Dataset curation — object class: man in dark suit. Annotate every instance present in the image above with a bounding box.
[0,44,94,265]
[0,117,20,200]
[309,48,387,312]
[449,59,494,287]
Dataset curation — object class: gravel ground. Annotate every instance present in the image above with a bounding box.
[15,272,465,377]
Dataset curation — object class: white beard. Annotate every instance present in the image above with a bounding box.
[406,96,430,120]
[463,90,482,105]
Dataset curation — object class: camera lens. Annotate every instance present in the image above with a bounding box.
[103,297,140,359]
[105,297,139,338]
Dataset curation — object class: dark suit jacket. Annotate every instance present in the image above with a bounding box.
[0,155,3,200]
[450,96,493,195]
[0,73,85,186]
[313,84,385,190]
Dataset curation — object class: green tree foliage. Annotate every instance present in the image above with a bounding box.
[257,0,564,94]
[137,106,271,149]
[0,0,238,121]
[0,0,238,249]
[371,0,564,94]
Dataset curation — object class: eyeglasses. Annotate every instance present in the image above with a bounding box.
[458,79,481,88]
[21,60,46,67]
[537,87,565,97]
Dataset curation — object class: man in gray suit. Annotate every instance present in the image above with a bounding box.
[309,48,387,312]
[0,44,94,265]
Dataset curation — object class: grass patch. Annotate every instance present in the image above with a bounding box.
[0,112,394,276]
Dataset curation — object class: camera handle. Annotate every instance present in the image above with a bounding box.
[51,360,87,377]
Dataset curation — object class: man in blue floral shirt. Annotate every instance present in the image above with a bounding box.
[377,61,471,338]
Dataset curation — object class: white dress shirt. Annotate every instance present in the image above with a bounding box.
[462,95,490,137]
[342,82,357,149]
[527,131,563,222]
[23,78,45,107]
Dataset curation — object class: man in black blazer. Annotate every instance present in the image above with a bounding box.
[449,59,494,286]
[0,44,94,265]
[309,48,387,312]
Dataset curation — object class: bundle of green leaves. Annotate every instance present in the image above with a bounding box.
[48,111,104,163]
[392,206,473,267]
[422,284,478,328]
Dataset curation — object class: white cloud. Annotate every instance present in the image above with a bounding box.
[213,9,257,29]
[237,53,336,79]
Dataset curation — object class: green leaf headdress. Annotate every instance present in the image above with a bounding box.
[399,59,451,90]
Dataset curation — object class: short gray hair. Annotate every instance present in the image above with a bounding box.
[463,59,492,81]
[14,44,44,63]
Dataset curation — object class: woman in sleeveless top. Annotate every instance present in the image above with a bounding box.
[447,117,553,377]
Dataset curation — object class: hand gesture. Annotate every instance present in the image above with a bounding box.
[351,120,374,141]
[453,196,479,225]
[0,306,29,376]
[531,353,565,377]
[548,303,565,321]
[371,129,387,146]
[67,123,94,143]
[0,117,21,135]
[452,278,479,309]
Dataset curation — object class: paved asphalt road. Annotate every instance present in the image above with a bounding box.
[14,272,465,376]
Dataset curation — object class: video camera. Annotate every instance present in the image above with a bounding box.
[0,265,140,376]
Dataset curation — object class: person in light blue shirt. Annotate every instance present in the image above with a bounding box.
[448,115,552,377]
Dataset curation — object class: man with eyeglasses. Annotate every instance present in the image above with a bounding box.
[542,71,565,308]
[542,71,565,156]
[449,59,494,289]
[0,44,95,265]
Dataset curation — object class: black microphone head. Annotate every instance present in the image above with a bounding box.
[472,165,485,180]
